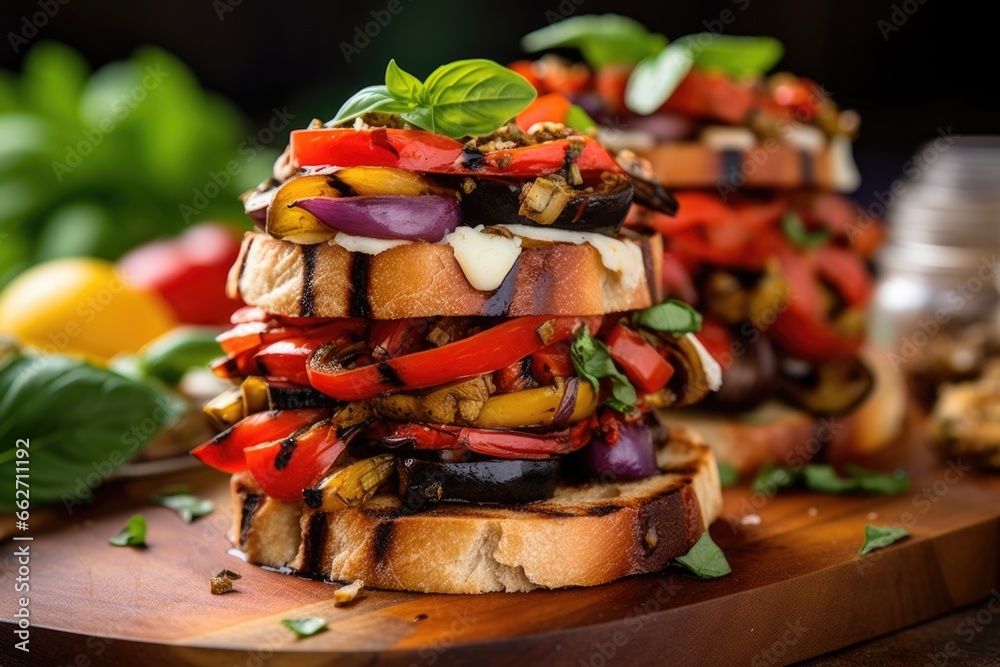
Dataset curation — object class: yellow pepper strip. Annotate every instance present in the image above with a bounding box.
[203,387,244,431]
[333,166,459,199]
[315,454,395,510]
[474,379,597,429]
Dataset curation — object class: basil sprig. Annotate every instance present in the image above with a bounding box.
[570,327,637,413]
[859,525,910,557]
[632,299,702,333]
[522,15,783,115]
[282,617,328,638]
[672,532,731,579]
[331,59,537,139]
[150,486,214,524]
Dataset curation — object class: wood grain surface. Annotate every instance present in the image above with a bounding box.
[2,415,999,667]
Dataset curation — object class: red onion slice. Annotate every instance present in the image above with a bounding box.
[552,377,579,429]
[291,195,461,242]
[582,418,659,481]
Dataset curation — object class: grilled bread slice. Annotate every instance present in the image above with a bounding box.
[229,426,722,594]
[227,231,663,319]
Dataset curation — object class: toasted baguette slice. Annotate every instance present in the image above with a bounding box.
[660,350,906,474]
[639,139,859,193]
[227,231,662,319]
[229,427,721,593]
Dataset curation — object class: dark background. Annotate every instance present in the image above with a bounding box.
[1,0,994,200]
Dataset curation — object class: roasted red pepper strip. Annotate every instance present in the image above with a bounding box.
[290,128,622,180]
[605,324,675,393]
[308,316,598,401]
[190,409,330,473]
[370,419,595,459]
[253,337,325,385]
[243,420,350,502]
[530,342,575,385]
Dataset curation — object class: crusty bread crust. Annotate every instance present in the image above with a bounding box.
[229,427,721,593]
[227,232,661,319]
[660,350,907,474]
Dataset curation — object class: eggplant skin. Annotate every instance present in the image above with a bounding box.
[460,179,632,235]
[396,458,561,512]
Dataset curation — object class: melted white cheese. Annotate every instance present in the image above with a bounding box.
[331,232,409,255]
[829,134,861,193]
[444,226,523,291]
[701,126,757,152]
[685,333,723,392]
[499,224,645,291]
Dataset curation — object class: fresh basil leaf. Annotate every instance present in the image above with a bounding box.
[151,489,214,524]
[679,34,784,78]
[565,104,597,132]
[328,85,411,127]
[406,59,537,138]
[673,532,731,579]
[847,465,910,495]
[109,514,147,547]
[385,59,423,102]
[625,42,694,115]
[282,617,328,638]
[717,461,740,488]
[632,299,703,333]
[781,211,829,249]
[859,525,910,557]
[521,14,666,69]
[751,462,798,494]
[0,354,186,511]
[801,464,857,493]
[570,327,637,413]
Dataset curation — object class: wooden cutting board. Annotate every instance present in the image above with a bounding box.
[2,416,999,667]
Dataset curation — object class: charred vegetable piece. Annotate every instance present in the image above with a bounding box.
[190,409,330,473]
[292,195,462,242]
[373,376,494,425]
[266,175,341,244]
[244,419,352,502]
[332,166,459,199]
[459,176,632,234]
[709,335,777,411]
[474,378,597,429]
[305,454,396,510]
[653,333,716,408]
[776,357,874,416]
[203,387,244,431]
[241,376,270,415]
[397,458,561,507]
[266,382,336,410]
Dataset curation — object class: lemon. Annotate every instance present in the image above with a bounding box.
[0,258,177,362]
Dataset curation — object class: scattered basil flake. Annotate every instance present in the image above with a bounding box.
[717,462,741,488]
[847,465,910,495]
[570,327,637,413]
[632,299,702,333]
[672,532,731,579]
[109,514,147,547]
[750,462,798,495]
[801,465,857,494]
[859,525,910,557]
[521,14,666,69]
[151,488,214,524]
[216,569,242,580]
[678,34,784,78]
[625,41,694,115]
[282,617,328,638]
[333,60,536,139]
[565,104,597,132]
[781,211,829,249]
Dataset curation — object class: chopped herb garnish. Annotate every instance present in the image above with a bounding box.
[750,463,909,496]
[570,327,637,413]
[859,525,910,556]
[109,514,147,547]
[216,569,242,580]
[672,532,731,579]
[282,617,328,638]
[717,461,741,488]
